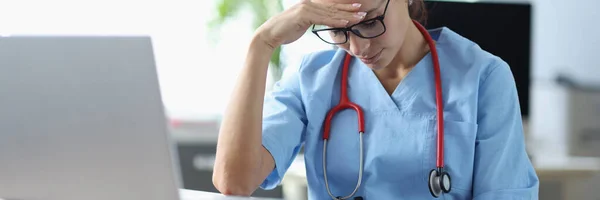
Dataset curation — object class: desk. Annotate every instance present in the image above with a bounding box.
[281,154,600,200]
[179,189,283,200]
[531,156,600,200]
[0,190,280,200]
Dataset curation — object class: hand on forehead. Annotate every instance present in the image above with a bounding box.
[312,0,384,12]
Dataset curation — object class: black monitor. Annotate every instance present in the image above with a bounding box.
[424,1,532,118]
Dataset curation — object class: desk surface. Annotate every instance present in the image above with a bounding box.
[179,189,282,200]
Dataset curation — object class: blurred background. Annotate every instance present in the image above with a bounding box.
[1,0,599,199]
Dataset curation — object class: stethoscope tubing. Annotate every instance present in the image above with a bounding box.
[417,20,446,169]
[321,20,447,199]
[322,54,365,141]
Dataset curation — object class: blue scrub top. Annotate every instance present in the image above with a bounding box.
[259,27,539,199]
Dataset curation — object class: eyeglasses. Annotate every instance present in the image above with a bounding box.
[311,0,391,45]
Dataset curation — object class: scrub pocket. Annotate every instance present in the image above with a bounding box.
[423,119,478,196]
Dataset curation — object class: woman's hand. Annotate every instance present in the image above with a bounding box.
[255,0,366,49]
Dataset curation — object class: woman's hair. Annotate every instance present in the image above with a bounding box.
[408,0,428,25]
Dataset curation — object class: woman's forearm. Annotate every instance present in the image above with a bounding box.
[212,35,275,196]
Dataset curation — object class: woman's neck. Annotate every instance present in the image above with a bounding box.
[375,21,430,80]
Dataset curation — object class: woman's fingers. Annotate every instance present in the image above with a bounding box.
[320,1,363,12]
[320,17,353,28]
[301,1,366,27]
[253,0,367,47]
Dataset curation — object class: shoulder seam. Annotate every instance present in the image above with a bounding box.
[480,59,503,86]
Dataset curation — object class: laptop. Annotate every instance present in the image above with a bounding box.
[0,36,277,200]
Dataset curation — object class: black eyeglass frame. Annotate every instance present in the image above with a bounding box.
[311,0,391,45]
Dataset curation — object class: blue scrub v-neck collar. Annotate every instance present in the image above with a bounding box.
[345,27,444,113]
[353,51,433,113]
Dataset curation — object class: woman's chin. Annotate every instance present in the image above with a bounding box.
[360,51,386,70]
[363,58,386,70]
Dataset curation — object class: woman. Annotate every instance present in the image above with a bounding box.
[213,0,540,199]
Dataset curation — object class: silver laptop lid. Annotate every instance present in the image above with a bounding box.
[0,36,182,200]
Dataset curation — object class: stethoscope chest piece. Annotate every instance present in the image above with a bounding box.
[428,168,452,198]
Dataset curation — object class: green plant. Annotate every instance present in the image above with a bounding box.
[208,0,285,82]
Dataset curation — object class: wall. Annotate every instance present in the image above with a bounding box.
[524,0,600,154]
[529,0,600,83]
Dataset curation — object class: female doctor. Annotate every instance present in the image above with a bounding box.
[213,0,540,199]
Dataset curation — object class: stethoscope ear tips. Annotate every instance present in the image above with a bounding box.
[428,168,452,198]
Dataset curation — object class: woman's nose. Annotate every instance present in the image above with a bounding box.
[348,35,371,57]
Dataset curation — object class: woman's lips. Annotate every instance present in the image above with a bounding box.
[359,49,383,64]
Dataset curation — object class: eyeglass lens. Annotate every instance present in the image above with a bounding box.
[313,19,385,44]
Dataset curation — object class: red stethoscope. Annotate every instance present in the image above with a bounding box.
[321,20,451,200]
